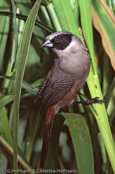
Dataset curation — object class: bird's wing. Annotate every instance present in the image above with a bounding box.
[38,65,76,112]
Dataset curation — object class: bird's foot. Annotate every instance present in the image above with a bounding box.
[76,97,105,106]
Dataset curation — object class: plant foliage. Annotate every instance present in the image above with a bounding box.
[0,0,115,174]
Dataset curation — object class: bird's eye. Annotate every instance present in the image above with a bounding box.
[55,36,60,42]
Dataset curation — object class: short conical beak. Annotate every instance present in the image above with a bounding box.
[41,38,53,48]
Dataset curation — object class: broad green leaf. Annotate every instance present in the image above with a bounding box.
[62,113,94,174]
[46,114,94,174]
[92,0,115,70]
[13,0,41,169]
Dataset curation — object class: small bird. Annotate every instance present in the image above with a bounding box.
[34,31,101,168]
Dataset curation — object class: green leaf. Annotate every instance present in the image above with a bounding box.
[0,135,34,172]
[11,0,18,71]
[46,2,62,31]
[0,1,10,72]
[0,107,13,147]
[62,113,94,174]
[78,0,96,73]
[0,93,14,109]
[104,77,115,108]
[13,0,41,170]
[47,113,94,174]
[0,11,54,33]
[14,0,31,15]
[52,0,79,36]
[92,0,115,70]
[0,75,39,95]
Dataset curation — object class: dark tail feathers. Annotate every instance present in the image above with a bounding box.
[40,108,54,168]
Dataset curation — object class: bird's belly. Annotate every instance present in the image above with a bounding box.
[53,78,86,114]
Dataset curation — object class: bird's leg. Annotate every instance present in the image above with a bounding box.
[75,97,105,106]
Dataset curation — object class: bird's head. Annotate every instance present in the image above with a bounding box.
[41,31,85,59]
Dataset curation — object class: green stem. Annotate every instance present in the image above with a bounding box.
[87,66,115,173]
[0,135,35,172]
[0,11,53,33]
[46,3,62,31]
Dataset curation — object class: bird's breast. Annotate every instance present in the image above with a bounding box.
[59,54,90,79]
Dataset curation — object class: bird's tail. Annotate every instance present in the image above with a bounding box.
[40,107,54,168]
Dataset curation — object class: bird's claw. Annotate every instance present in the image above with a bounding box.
[84,97,106,106]
[75,97,106,106]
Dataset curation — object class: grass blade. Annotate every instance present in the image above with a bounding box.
[13,0,41,170]
[0,75,39,95]
[0,11,53,33]
[0,107,13,147]
[78,0,96,73]
[0,94,14,109]
[11,0,18,70]
[52,0,79,36]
